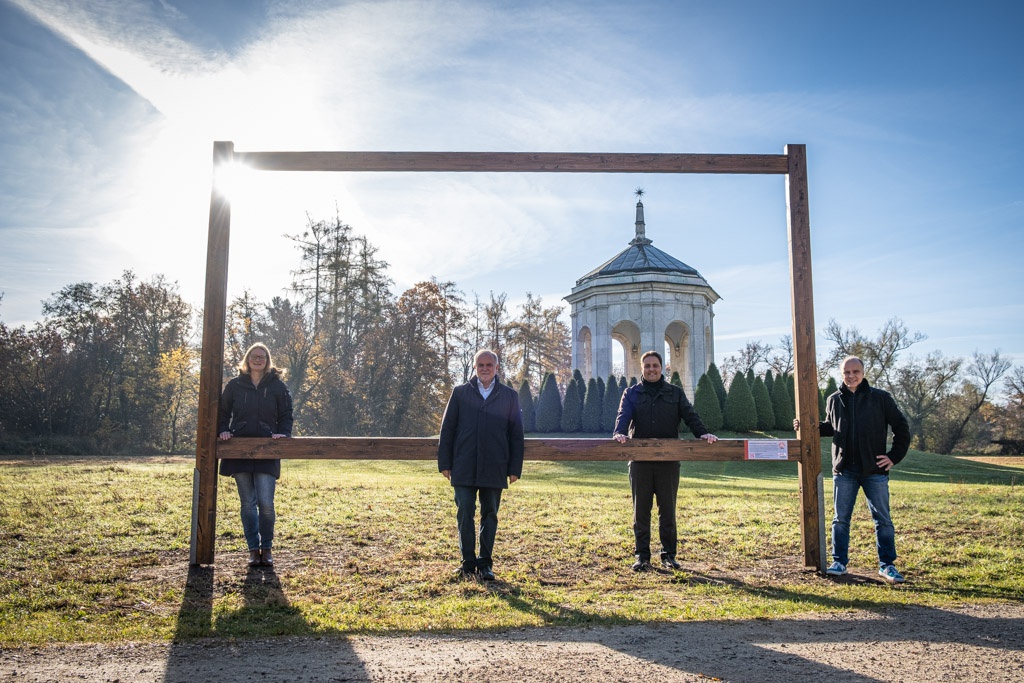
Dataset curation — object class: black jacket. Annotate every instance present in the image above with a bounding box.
[218,369,293,478]
[819,378,910,476]
[437,377,525,489]
[613,378,709,439]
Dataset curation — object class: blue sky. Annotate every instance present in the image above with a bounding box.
[1,0,1021,374]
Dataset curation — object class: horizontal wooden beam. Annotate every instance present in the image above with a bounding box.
[233,151,790,175]
[216,437,801,462]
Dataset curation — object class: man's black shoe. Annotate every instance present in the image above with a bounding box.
[661,556,681,570]
[478,566,496,581]
[631,559,653,572]
[454,566,476,581]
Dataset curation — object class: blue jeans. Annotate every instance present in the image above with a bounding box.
[832,471,896,568]
[233,472,276,551]
[453,486,503,571]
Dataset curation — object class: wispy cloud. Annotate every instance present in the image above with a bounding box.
[1,0,1021,367]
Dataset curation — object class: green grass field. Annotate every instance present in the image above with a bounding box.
[1,440,1021,646]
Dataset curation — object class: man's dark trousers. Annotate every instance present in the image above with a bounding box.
[629,460,680,561]
[454,485,503,571]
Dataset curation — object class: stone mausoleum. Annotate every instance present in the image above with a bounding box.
[564,195,720,398]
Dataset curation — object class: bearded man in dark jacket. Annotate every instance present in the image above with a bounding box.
[437,349,524,582]
[613,351,718,572]
[797,356,910,584]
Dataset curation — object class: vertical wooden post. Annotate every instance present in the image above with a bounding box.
[189,141,234,565]
[785,144,826,571]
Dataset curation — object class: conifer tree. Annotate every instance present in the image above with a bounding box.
[751,375,775,431]
[535,372,562,433]
[582,377,602,433]
[764,368,775,397]
[820,376,839,422]
[787,373,796,413]
[596,376,605,404]
[670,371,689,433]
[724,371,756,432]
[706,363,727,412]
[560,379,583,432]
[771,375,795,432]
[518,379,536,433]
[601,374,621,432]
[629,376,638,387]
[573,369,586,411]
[568,376,581,412]
[693,373,723,432]
[746,368,756,388]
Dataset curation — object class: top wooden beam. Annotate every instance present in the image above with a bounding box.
[233,151,790,175]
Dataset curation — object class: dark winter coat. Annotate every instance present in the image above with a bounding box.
[613,378,709,439]
[818,378,910,476]
[218,369,293,478]
[437,377,525,489]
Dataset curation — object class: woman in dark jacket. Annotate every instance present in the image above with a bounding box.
[218,342,293,567]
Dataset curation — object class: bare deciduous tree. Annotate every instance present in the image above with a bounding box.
[823,317,926,389]
[890,351,963,449]
[931,351,1011,454]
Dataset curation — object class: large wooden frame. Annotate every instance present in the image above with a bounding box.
[190,143,824,571]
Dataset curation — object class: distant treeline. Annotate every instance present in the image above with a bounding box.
[1,215,1021,455]
[0,214,571,454]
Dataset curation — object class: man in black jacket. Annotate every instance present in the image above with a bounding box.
[797,356,910,583]
[613,351,717,572]
[437,349,524,581]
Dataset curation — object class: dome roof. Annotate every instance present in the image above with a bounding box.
[574,198,706,286]
[576,242,700,285]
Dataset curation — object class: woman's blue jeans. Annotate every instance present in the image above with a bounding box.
[453,486,503,571]
[233,472,276,551]
[832,471,896,568]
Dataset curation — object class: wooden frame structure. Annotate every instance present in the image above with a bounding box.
[190,143,824,571]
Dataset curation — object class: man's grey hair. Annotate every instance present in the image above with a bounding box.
[474,349,499,365]
[841,356,865,369]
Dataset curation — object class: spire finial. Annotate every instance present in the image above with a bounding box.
[631,188,651,245]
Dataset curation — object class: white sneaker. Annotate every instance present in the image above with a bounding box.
[826,561,847,576]
[879,564,905,584]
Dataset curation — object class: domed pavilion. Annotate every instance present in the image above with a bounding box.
[564,193,720,397]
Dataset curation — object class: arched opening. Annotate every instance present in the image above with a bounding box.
[611,338,626,377]
[578,326,593,380]
[611,320,641,380]
[664,321,691,393]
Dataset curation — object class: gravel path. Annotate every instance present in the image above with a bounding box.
[3,602,1022,682]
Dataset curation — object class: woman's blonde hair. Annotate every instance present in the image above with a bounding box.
[238,342,284,377]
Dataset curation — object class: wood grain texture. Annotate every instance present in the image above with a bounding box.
[216,437,801,462]
[191,141,233,566]
[785,143,825,570]
[235,151,790,174]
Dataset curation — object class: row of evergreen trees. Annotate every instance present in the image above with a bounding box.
[516,364,837,434]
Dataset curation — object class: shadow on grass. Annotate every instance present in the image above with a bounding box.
[479,571,1024,682]
[500,603,1022,681]
[155,561,1022,682]
[164,563,362,683]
